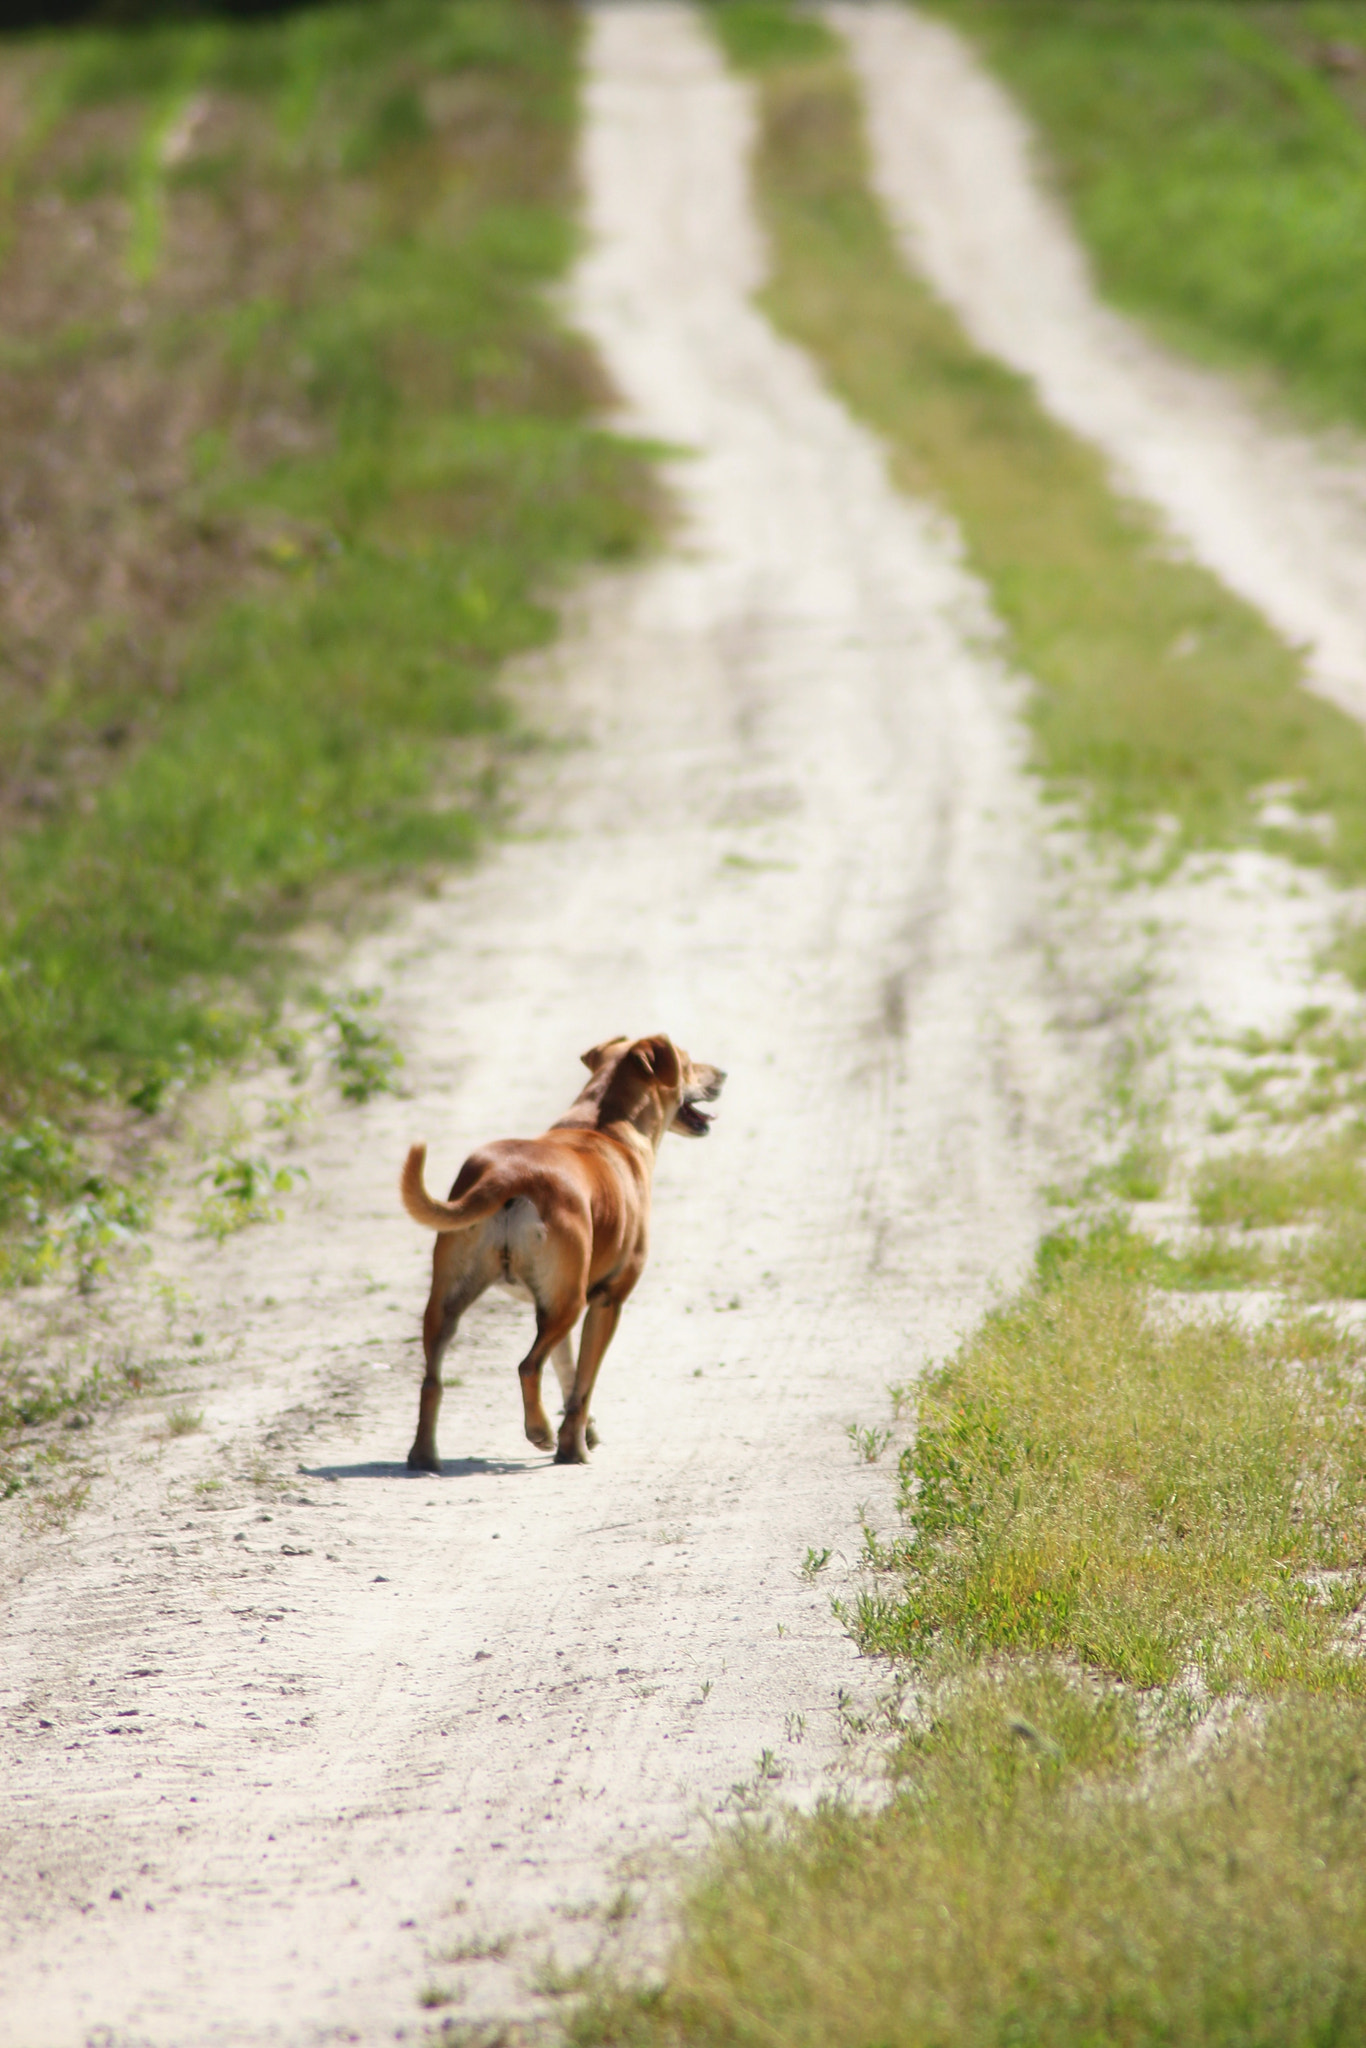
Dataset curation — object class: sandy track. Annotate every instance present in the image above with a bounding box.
[0,10,1070,2043]
[835,3,1366,724]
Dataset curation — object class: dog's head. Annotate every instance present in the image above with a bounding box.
[576,1034,726,1145]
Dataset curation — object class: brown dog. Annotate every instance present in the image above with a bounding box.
[400,1034,725,1468]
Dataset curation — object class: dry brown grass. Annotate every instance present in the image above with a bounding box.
[0,6,656,1317]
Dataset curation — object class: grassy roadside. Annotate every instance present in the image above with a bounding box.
[923,0,1366,432]
[0,1,655,1295]
[712,5,1366,884]
[567,9,1366,2041]
[575,1689,1366,2045]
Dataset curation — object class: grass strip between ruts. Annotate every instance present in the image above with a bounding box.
[564,10,1366,2044]
[712,4,1366,882]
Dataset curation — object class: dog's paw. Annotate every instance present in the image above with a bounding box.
[585,1421,599,1450]
[526,1423,556,1453]
[407,1445,442,1475]
[554,1438,590,1466]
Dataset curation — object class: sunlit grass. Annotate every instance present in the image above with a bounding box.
[926,0,1366,431]
[575,1681,1366,2048]
[854,1245,1366,1692]
[708,6,1366,884]
[1195,1136,1366,1231]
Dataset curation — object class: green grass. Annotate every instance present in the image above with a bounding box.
[706,5,1366,889]
[1194,1136,1366,1229]
[1093,1135,1169,1201]
[574,1683,1366,2048]
[1035,1210,1271,1292]
[926,0,1366,431]
[0,0,655,1280]
[1186,1025,1366,1296]
[854,1245,1366,1691]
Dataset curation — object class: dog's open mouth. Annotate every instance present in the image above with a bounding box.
[675,1097,715,1136]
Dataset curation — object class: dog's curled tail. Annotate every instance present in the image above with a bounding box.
[400,1143,506,1234]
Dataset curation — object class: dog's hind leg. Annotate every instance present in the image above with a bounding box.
[517,1297,584,1454]
[408,1244,490,1474]
[556,1299,622,1465]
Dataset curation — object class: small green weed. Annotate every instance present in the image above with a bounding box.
[801,1545,832,1580]
[1,1344,156,1489]
[1099,1138,1167,1202]
[0,1115,150,1291]
[0,1117,83,1232]
[166,1405,203,1438]
[847,1422,892,1464]
[416,1981,456,2010]
[61,1176,152,1294]
[262,1092,312,1135]
[325,989,402,1103]
[439,1931,511,1964]
[195,1149,304,1241]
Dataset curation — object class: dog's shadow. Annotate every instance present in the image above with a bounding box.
[300,1457,544,1481]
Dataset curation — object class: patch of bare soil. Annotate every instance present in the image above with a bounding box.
[0,88,340,828]
[0,8,1086,2041]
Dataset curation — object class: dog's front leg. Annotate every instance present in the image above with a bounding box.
[556,1299,621,1465]
[551,1335,599,1451]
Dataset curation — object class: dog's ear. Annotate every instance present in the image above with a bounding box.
[581,1037,627,1072]
[632,1035,680,1087]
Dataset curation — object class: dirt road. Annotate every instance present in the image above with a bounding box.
[0,9,1071,2042]
[836,2,1366,724]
